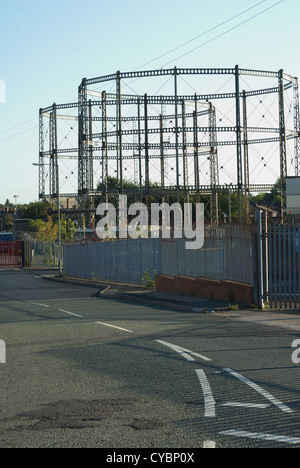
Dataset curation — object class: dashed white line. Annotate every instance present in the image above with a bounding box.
[195,369,216,418]
[220,430,300,445]
[32,303,50,308]
[224,368,293,414]
[96,322,134,333]
[59,309,84,318]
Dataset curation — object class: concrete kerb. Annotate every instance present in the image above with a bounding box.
[41,275,300,330]
[41,274,250,314]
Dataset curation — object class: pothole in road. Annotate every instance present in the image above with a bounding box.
[127,418,164,431]
[13,398,140,430]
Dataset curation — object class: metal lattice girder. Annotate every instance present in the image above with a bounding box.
[42,183,276,200]
[294,78,300,176]
[78,78,89,196]
[38,65,300,226]
[39,108,45,199]
[49,104,58,199]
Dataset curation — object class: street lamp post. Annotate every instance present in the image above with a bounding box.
[14,195,19,218]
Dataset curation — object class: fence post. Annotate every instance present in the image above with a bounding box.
[257,210,265,309]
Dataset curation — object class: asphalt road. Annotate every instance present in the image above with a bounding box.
[0,269,300,449]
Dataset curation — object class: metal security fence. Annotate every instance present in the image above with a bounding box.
[0,241,22,269]
[63,238,161,285]
[256,213,300,309]
[161,226,254,285]
[23,241,61,268]
[63,227,254,287]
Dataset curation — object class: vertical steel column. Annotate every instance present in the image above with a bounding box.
[293,226,297,307]
[50,104,58,199]
[269,225,274,308]
[257,210,265,309]
[209,103,219,225]
[102,91,108,203]
[235,65,243,222]
[49,112,53,198]
[160,114,165,188]
[182,101,188,187]
[88,100,95,228]
[278,69,287,225]
[144,94,150,206]
[243,90,250,223]
[174,67,180,202]
[116,71,123,194]
[293,78,300,176]
[88,100,94,192]
[137,99,143,202]
[78,78,89,197]
[264,211,269,305]
[39,108,45,199]
[193,95,199,192]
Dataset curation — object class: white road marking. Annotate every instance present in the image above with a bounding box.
[96,322,134,333]
[32,303,50,308]
[220,430,300,445]
[195,369,216,418]
[203,440,216,448]
[59,309,84,318]
[224,368,293,414]
[156,340,211,362]
[221,402,270,409]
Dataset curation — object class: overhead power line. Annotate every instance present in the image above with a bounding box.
[136,0,270,71]
[161,0,285,68]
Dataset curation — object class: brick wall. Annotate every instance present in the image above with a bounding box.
[156,275,254,305]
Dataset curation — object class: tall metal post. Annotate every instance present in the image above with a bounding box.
[39,108,45,199]
[182,101,188,187]
[209,104,219,225]
[193,95,200,192]
[88,100,94,192]
[102,91,109,203]
[50,104,58,199]
[144,94,150,206]
[78,78,89,198]
[116,71,123,194]
[293,77,300,176]
[235,65,243,222]
[56,162,62,276]
[137,99,143,202]
[278,69,287,224]
[243,90,250,223]
[174,67,180,202]
[160,114,165,188]
[257,210,265,310]
[88,100,94,227]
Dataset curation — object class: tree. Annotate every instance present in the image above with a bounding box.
[2,214,13,231]
[29,217,58,242]
[29,216,76,242]
[17,201,55,220]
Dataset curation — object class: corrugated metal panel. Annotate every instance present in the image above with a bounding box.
[160,227,253,285]
[63,238,160,285]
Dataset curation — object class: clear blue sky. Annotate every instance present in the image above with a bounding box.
[0,0,299,204]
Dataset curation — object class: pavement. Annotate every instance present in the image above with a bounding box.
[40,270,300,333]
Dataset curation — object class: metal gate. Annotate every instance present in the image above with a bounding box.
[257,211,300,309]
[0,241,22,269]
